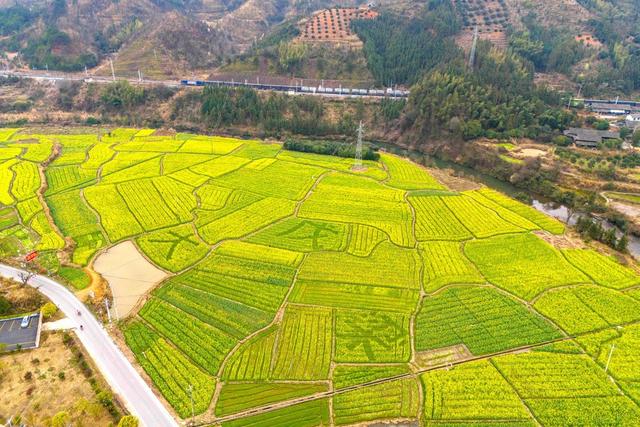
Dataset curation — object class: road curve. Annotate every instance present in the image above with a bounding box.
[0,264,177,427]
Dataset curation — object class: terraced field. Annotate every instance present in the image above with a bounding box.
[2,128,640,426]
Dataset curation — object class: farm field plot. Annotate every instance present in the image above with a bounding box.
[492,351,640,425]
[578,324,640,402]
[465,233,590,300]
[298,241,420,289]
[421,360,532,423]
[442,194,527,238]
[333,378,420,425]
[409,195,473,241]
[562,249,640,289]
[216,382,328,417]
[475,188,565,234]
[9,137,54,162]
[46,190,105,264]
[136,224,209,272]
[533,285,640,334]
[298,172,414,247]
[335,309,411,362]
[2,129,640,426]
[415,286,561,355]
[381,154,445,191]
[419,241,485,292]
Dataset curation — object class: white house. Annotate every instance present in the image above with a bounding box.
[626,114,640,129]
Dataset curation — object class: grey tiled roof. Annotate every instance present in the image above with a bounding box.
[564,128,620,144]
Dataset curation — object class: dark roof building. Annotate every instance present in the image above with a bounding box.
[563,128,621,148]
[587,102,640,116]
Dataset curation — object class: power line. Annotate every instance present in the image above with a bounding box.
[469,26,479,70]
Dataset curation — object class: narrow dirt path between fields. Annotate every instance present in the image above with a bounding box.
[36,141,73,262]
[196,317,640,426]
[205,172,330,417]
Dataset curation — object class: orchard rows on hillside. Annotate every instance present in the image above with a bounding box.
[1,127,640,425]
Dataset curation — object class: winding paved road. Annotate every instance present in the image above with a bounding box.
[0,264,177,427]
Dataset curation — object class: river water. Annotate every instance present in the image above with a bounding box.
[532,200,640,259]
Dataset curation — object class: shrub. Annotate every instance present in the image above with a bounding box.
[51,411,70,427]
[100,81,146,109]
[594,120,610,130]
[0,295,11,315]
[117,415,139,427]
[552,135,572,146]
[41,302,57,319]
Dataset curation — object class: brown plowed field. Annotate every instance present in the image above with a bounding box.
[455,0,509,50]
[298,7,378,44]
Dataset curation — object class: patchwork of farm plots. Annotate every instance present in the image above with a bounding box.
[2,129,640,425]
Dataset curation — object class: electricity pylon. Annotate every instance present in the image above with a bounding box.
[354,121,365,171]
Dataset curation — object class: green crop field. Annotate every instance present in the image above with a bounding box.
[1,128,639,426]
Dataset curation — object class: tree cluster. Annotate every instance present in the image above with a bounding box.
[509,14,587,74]
[22,27,98,72]
[575,216,628,252]
[403,43,574,141]
[284,139,380,160]
[351,0,461,86]
[200,86,362,137]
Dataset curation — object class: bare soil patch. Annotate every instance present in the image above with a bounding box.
[427,167,482,192]
[0,332,115,426]
[93,241,168,319]
[0,278,46,316]
[519,148,547,158]
[414,344,472,369]
[533,230,584,250]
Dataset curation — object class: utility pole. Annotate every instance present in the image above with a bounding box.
[354,121,364,171]
[605,344,615,375]
[112,296,120,321]
[188,384,195,425]
[469,26,479,70]
[138,69,142,82]
[104,299,112,324]
[109,59,115,81]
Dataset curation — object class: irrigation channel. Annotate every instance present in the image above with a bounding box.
[375,141,640,259]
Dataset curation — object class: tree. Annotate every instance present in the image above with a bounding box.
[463,120,484,140]
[100,81,146,109]
[633,130,640,147]
[0,295,11,315]
[41,302,57,319]
[617,234,629,252]
[620,127,633,139]
[594,120,610,130]
[18,271,34,287]
[552,135,572,146]
[118,415,139,427]
[277,41,307,73]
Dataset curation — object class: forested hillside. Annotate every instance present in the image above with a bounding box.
[1,0,638,96]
